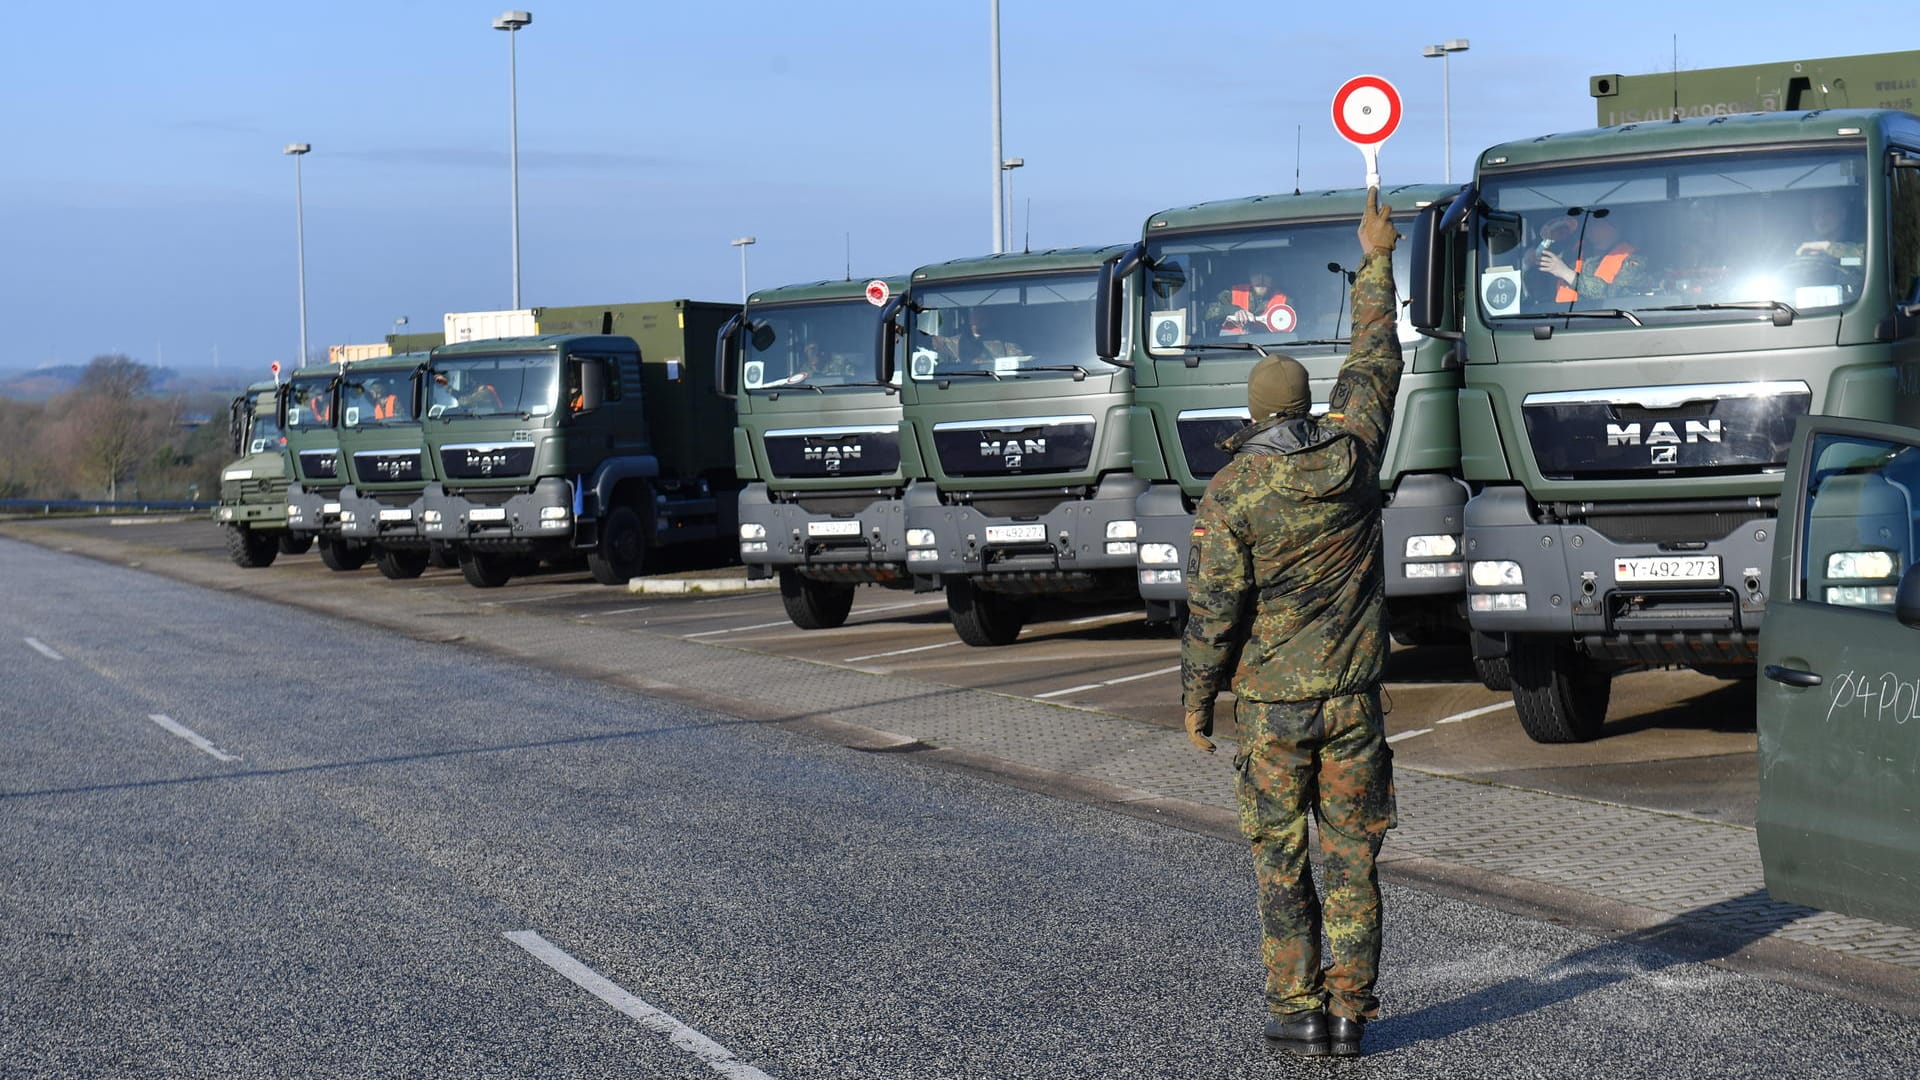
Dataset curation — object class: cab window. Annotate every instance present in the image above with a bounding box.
[1799,433,1920,610]
[1889,152,1920,303]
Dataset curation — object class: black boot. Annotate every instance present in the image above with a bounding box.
[1328,1014,1364,1057]
[1263,1010,1329,1057]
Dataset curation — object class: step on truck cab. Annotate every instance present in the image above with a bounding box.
[335,352,439,579]
[1410,108,1920,742]
[724,276,914,629]
[1127,184,1470,651]
[422,300,738,588]
[888,245,1138,646]
[281,363,344,556]
[214,379,302,568]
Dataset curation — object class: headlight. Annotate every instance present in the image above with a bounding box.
[907,529,937,547]
[1139,569,1184,586]
[1139,542,1180,565]
[740,522,767,540]
[1105,541,1137,556]
[1403,562,1464,579]
[223,469,253,481]
[286,504,301,516]
[1106,519,1138,540]
[1826,550,1898,580]
[339,510,356,523]
[1405,534,1459,559]
[540,506,569,521]
[1825,585,1897,606]
[421,510,442,524]
[1470,560,1524,588]
[1470,592,1529,612]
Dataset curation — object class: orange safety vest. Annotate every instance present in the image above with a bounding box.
[1555,245,1634,302]
[1224,287,1288,334]
[374,394,397,420]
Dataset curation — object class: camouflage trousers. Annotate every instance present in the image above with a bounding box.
[1233,690,1396,1020]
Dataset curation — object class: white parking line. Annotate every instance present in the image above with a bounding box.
[687,600,948,639]
[24,637,63,661]
[844,640,963,662]
[504,931,777,1080]
[582,606,654,618]
[1067,611,1139,626]
[1035,664,1182,699]
[1387,728,1433,744]
[147,715,239,762]
[685,619,796,638]
[480,592,578,607]
[1437,701,1514,724]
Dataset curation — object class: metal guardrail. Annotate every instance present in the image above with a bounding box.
[0,499,215,515]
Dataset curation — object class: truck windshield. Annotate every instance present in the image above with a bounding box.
[339,371,418,427]
[425,354,559,419]
[1144,219,1420,356]
[285,375,335,430]
[247,394,284,451]
[742,300,878,390]
[1475,147,1867,320]
[908,270,1110,381]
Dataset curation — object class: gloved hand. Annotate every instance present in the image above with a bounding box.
[1358,186,1399,257]
[1185,702,1217,753]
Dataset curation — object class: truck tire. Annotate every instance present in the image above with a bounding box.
[947,577,1027,647]
[428,541,460,569]
[1509,637,1610,743]
[1474,655,1512,692]
[779,569,855,630]
[587,506,647,585]
[374,545,430,580]
[276,533,314,556]
[319,537,370,572]
[225,524,278,568]
[458,548,514,588]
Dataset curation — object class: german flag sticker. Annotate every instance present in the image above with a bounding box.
[1190,525,1208,538]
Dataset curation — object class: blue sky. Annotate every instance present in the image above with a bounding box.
[2,1,1907,374]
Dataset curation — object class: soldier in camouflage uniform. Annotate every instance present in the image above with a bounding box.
[1180,188,1401,1059]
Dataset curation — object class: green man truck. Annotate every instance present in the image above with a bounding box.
[890,245,1137,646]
[335,352,441,579]
[1410,108,1920,742]
[1591,49,1920,128]
[420,300,738,588]
[282,363,347,561]
[1126,183,1471,653]
[215,379,310,567]
[725,276,913,629]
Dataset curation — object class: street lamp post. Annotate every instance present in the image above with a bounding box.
[1001,157,1024,253]
[284,142,311,369]
[1422,39,1469,184]
[392,316,408,347]
[493,10,532,308]
[730,237,757,303]
[990,0,1004,254]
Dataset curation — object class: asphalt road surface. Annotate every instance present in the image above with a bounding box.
[2,532,1916,1077]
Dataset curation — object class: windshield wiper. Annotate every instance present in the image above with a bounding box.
[754,383,825,395]
[1509,309,1645,327]
[1635,300,1798,326]
[1014,364,1091,381]
[1175,340,1269,366]
[934,369,1003,380]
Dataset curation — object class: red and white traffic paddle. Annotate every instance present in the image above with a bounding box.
[1331,75,1402,191]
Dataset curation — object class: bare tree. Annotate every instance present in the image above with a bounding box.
[50,355,169,500]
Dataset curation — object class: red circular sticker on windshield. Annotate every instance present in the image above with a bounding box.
[865,279,891,306]
[1332,75,1402,146]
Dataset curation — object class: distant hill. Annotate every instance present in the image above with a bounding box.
[0,364,259,402]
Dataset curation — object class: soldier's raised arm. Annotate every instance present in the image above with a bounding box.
[1322,188,1404,461]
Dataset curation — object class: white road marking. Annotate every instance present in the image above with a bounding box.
[147,715,239,762]
[480,592,578,606]
[844,641,963,662]
[1437,701,1514,725]
[1035,664,1182,699]
[687,600,947,639]
[504,931,777,1080]
[582,606,654,618]
[1387,728,1433,744]
[24,637,64,661]
[1067,611,1139,626]
[685,619,796,638]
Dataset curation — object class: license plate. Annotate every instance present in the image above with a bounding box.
[807,520,862,537]
[986,523,1046,543]
[469,507,507,522]
[378,508,412,522]
[1615,555,1720,583]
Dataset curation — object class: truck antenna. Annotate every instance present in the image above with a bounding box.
[1294,125,1303,195]
[1671,35,1681,123]
[1024,198,1031,253]
[845,232,852,281]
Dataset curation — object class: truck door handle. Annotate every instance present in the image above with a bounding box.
[1763,664,1823,688]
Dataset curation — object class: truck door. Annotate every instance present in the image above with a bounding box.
[1757,416,1920,929]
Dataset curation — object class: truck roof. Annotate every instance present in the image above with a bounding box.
[430,334,633,357]
[1145,183,1463,233]
[1478,108,1920,172]
[339,351,430,373]
[909,244,1130,285]
[747,277,907,306]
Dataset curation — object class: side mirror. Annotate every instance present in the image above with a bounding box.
[713,313,742,400]
[875,295,906,384]
[228,396,246,455]
[578,358,606,413]
[1095,242,1145,365]
[275,384,291,427]
[1897,563,1920,629]
[1410,187,1469,339]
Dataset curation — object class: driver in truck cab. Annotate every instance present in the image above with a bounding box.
[1795,187,1864,261]
[1207,270,1287,334]
[1530,211,1649,300]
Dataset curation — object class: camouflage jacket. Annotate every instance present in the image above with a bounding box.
[1181,250,1403,708]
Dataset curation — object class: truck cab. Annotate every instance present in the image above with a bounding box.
[891,245,1138,646]
[281,364,344,555]
[335,352,437,578]
[726,277,915,629]
[1128,184,1469,650]
[214,379,301,568]
[1412,109,1920,741]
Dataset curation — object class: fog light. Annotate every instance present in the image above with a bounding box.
[421,509,442,524]
[340,511,356,523]
[1405,534,1459,559]
[1106,519,1138,540]
[1139,542,1180,565]
[1826,550,1897,580]
[1139,568,1184,586]
[1825,585,1897,606]
[1404,561,1464,579]
[740,522,767,540]
[907,529,937,547]
[908,549,940,562]
[1470,560,1524,588]
[287,504,301,517]
[218,507,233,520]
[1469,592,1529,612]
[1105,541,1137,556]
[740,540,768,554]
[540,506,569,521]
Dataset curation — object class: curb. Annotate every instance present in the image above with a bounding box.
[627,576,778,595]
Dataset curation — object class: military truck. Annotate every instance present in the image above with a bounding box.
[1126,184,1471,658]
[725,276,914,629]
[1409,108,1920,742]
[888,246,1137,645]
[281,364,345,559]
[1591,49,1920,128]
[214,379,309,567]
[334,352,440,579]
[421,300,738,588]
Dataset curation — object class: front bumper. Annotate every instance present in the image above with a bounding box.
[421,478,579,549]
[904,474,1148,588]
[737,483,908,585]
[285,483,344,538]
[338,485,428,544]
